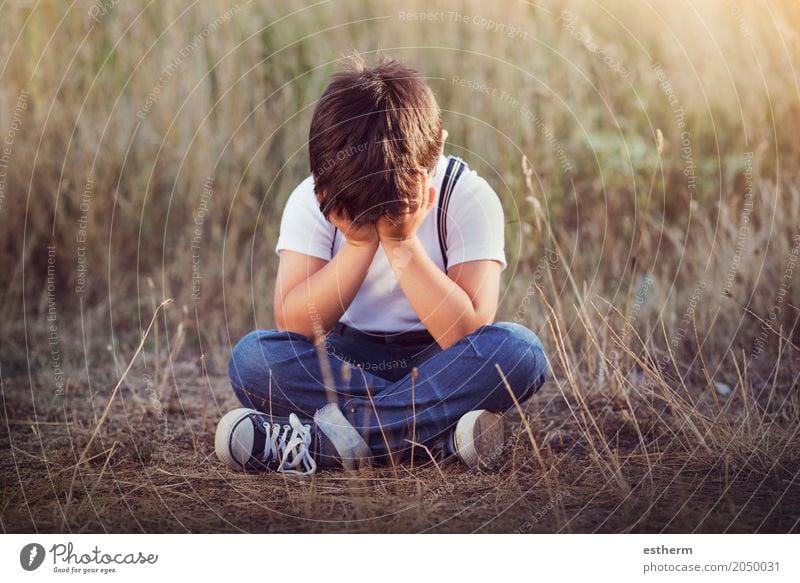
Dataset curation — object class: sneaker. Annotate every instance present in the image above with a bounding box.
[451,410,504,469]
[215,408,317,475]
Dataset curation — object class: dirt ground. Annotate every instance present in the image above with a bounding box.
[2,356,798,534]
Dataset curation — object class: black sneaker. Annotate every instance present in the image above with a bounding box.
[215,408,318,474]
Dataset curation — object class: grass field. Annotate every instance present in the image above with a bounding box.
[1,0,799,532]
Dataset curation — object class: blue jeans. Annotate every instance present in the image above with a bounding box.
[228,322,548,462]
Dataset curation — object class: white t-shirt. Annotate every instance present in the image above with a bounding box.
[275,155,506,333]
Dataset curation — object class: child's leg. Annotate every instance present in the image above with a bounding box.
[227,329,392,419]
[226,322,547,463]
[339,321,548,460]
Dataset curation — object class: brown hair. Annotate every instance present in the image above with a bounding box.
[309,56,444,225]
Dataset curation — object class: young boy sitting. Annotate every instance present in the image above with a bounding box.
[215,57,548,474]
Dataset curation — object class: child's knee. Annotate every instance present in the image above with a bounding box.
[486,322,548,397]
[227,329,292,390]
[228,331,258,387]
[489,321,544,353]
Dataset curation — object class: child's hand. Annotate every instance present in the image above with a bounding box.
[377,183,436,243]
[329,210,379,248]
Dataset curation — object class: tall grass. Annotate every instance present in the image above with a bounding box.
[0,0,798,532]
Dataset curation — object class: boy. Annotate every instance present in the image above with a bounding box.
[215,57,547,474]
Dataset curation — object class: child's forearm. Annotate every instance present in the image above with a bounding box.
[276,241,378,338]
[382,237,493,348]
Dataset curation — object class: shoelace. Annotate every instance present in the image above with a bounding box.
[260,413,317,475]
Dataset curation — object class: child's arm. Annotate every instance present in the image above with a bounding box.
[274,214,378,339]
[378,185,501,349]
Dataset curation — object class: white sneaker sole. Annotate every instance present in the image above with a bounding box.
[215,407,258,471]
[454,410,504,469]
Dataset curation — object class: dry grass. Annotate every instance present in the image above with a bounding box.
[1,0,799,532]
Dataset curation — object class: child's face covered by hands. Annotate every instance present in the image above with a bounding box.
[376,173,436,243]
[328,209,379,248]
